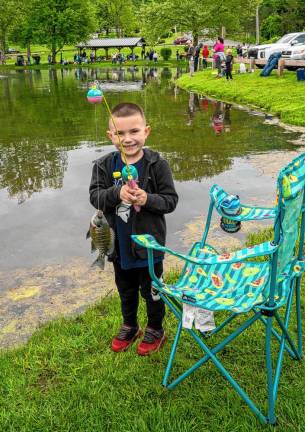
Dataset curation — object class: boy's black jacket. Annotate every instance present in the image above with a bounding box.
[89,148,178,259]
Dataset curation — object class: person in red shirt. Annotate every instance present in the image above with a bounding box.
[202,45,209,68]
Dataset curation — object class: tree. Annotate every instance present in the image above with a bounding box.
[96,0,136,37]
[139,0,258,47]
[10,0,35,60]
[29,0,97,63]
[260,0,305,40]
[0,0,20,64]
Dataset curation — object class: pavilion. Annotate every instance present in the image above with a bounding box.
[76,37,144,58]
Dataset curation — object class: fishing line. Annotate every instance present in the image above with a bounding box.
[93,81,133,180]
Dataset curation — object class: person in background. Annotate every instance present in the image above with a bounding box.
[153,51,158,62]
[186,41,195,76]
[213,36,225,77]
[176,49,180,61]
[202,45,209,68]
[194,43,202,71]
[90,51,95,63]
[236,44,243,57]
[225,48,234,80]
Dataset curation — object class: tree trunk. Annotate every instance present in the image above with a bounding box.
[193,32,198,47]
[52,40,57,63]
[27,43,31,58]
[0,32,6,65]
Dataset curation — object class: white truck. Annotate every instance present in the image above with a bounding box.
[247,32,305,61]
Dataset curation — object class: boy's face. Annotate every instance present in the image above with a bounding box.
[107,114,151,161]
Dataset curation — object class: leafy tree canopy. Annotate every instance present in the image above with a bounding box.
[139,0,259,46]
[96,0,136,37]
[29,0,96,61]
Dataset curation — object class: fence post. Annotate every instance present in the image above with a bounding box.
[250,57,255,72]
[277,59,285,76]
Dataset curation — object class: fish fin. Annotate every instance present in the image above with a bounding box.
[107,228,116,256]
[86,229,91,239]
[91,241,97,253]
[91,256,105,270]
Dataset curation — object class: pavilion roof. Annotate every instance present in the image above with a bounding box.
[76,37,144,49]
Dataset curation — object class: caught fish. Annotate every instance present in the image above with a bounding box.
[86,211,115,269]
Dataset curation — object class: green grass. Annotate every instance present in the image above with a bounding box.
[176,67,305,127]
[0,58,185,71]
[2,43,186,67]
[1,234,304,431]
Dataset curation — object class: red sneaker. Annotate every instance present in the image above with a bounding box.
[111,324,142,353]
[137,327,166,356]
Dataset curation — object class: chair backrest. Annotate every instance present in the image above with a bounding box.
[275,153,305,276]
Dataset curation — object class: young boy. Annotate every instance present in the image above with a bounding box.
[89,102,178,355]
[225,49,234,80]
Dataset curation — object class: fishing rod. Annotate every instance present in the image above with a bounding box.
[87,82,140,212]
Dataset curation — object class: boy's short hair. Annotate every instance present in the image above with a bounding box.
[111,103,146,121]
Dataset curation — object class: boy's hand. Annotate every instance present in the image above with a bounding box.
[120,184,138,204]
[134,188,147,206]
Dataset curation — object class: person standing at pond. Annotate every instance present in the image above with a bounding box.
[194,43,202,72]
[225,49,234,80]
[186,41,195,76]
[89,102,178,355]
[202,45,209,68]
[213,37,225,77]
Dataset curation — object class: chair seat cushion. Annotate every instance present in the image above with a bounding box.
[158,243,272,313]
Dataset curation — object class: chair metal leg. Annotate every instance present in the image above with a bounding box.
[259,314,296,358]
[295,277,303,357]
[162,320,182,387]
[265,316,276,424]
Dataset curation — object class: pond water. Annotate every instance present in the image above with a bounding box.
[0,66,301,275]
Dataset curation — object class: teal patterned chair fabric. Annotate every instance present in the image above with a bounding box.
[132,152,305,425]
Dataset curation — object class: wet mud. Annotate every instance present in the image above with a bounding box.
[0,258,115,348]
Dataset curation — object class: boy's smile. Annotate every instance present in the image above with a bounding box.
[107,114,151,163]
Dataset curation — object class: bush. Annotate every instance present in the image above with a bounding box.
[160,47,172,60]
[161,31,172,39]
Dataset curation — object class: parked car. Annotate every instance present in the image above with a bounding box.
[5,48,20,54]
[281,43,305,70]
[248,32,305,61]
[282,44,305,60]
[174,37,192,45]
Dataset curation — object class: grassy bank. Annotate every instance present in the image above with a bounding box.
[1,229,305,432]
[0,58,186,71]
[2,43,186,69]
[176,68,305,127]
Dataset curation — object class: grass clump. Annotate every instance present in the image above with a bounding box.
[0,230,304,431]
[176,68,305,127]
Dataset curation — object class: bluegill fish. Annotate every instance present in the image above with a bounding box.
[86,211,115,269]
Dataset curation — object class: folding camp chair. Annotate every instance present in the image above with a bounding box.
[132,152,305,424]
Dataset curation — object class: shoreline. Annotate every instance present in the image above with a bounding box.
[176,68,305,128]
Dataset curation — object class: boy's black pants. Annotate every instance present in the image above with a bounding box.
[113,261,165,330]
[226,68,232,79]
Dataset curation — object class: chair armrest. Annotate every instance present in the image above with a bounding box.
[210,184,276,221]
[131,234,278,266]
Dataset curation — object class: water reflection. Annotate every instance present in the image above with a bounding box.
[0,139,67,203]
[209,101,232,134]
[0,66,300,202]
